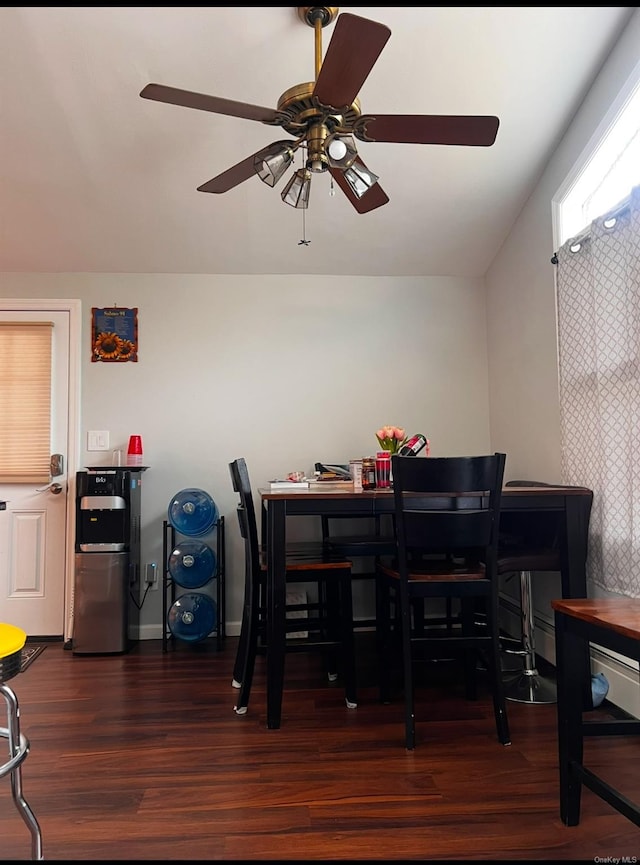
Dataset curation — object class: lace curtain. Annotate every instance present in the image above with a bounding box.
[556,184,640,596]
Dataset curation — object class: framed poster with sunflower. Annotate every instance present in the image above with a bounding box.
[91,307,138,362]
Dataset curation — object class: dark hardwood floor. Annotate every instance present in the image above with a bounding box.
[2,633,639,861]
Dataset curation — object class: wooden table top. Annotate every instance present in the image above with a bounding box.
[260,484,593,499]
[552,597,640,641]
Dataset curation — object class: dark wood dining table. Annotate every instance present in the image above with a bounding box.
[552,597,640,828]
[259,484,594,730]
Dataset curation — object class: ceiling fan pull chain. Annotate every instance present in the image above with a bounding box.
[298,208,311,246]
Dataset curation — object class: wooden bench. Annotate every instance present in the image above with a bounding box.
[552,597,640,827]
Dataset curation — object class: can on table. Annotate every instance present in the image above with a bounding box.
[362,457,376,490]
[375,452,391,489]
[349,459,364,492]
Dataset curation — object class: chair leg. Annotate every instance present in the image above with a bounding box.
[504,570,557,704]
[322,580,341,682]
[377,579,395,704]
[320,576,357,704]
[484,607,511,745]
[233,581,261,715]
[400,590,416,750]
[461,598,478,701]
[232,551,257,690]
[232,603,250,688]
[374,574,386,652]
[339,573,358,709]
[1,684,43,860]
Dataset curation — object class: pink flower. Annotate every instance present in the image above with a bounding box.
[375,425,409,455]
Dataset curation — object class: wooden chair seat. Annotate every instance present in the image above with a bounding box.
[262,543,354,570]
[380,560,487,582]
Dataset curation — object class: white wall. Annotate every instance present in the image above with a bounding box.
[0,272,491,637]
[486,9,640,711]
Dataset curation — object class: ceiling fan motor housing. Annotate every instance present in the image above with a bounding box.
[276,82,361,135]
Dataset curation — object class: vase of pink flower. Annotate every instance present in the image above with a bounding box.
[375,427,407,487]
[375,426,408,455]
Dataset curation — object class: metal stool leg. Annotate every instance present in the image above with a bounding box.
[503,570,557,704]
[1,683,44,860]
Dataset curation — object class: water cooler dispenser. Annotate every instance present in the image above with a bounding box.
[73,469,142,654]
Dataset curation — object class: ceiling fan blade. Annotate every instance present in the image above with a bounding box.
[140,83,278,124]
[355,114,500,146]
[313,13,391,110]
[197,145,274,194]
[329,160,389,214]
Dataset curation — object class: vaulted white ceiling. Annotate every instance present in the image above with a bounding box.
[0,6,634,277]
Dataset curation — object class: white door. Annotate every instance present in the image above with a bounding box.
[0,300,80,638]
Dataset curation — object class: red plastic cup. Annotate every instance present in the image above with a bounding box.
[127,435,143,466]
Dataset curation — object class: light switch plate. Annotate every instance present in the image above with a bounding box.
[87,430,110,451]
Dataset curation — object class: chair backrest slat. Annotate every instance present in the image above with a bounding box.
[402,509,493,551]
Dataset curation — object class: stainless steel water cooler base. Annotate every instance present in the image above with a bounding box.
[73,552,129,654]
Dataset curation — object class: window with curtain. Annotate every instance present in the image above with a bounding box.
[555,184,640,597]
[0,321,53,483]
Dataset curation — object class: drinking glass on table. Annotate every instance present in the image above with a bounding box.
[375,452,391,489]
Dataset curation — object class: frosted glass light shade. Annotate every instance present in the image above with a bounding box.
[281,168,311,209]
[326,133,358,170]
[343,162,379,199]
[254,142,295,187]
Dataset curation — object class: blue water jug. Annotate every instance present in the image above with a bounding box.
[167,488,218,537]
[167,592,217,642]
[168,540,216,589]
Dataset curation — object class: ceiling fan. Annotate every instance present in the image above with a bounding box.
[140,7,499,214]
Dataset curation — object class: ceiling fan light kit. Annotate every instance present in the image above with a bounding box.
[140,7,499,215]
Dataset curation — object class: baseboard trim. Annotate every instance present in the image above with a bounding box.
[131,616,375,642]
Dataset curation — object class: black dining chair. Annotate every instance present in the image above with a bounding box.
[321,512,396,632]
[316,461,396,633]
[376,452,510,750]
[229,458,357,717]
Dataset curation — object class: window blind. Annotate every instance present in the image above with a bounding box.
[0,321,53,483]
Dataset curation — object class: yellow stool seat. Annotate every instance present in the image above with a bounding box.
[0,623,43,859]
[0,623,27,658]
[0,623,27,685]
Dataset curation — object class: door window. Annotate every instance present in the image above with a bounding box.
[0,321,52,483]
